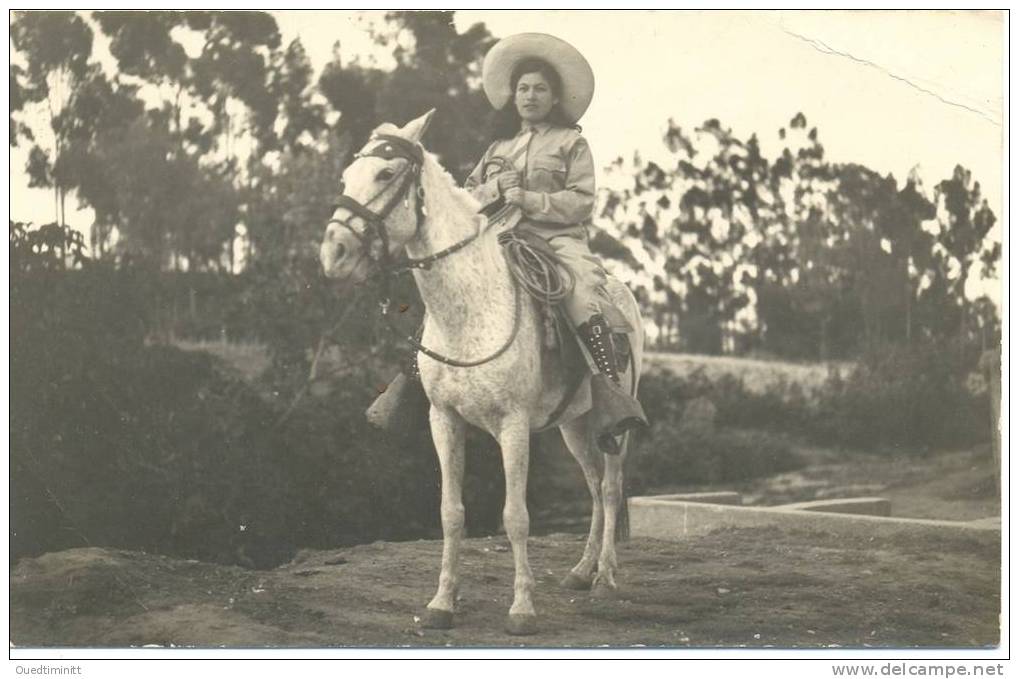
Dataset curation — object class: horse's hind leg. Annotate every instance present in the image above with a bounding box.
[423,405,466,629]
[497,414,538,635]
[558,415,603,590]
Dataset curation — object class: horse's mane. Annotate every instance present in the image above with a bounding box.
[420,151,482,220]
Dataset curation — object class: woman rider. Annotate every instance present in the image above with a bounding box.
[368,33,646,452]
[464,33,647,451]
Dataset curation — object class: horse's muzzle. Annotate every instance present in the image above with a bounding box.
[320,224,351,279]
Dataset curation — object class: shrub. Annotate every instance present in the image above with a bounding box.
[636,339,991,458]
[628,423,804,493]
[10,225,507,568]
[625,370,805,492]
[812,340,990,451]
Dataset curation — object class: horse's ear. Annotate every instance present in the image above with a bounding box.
[402,109,436,143]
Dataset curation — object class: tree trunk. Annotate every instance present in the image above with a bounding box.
[905,288,912,345]
[819,316,829,361]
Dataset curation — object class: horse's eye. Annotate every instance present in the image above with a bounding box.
[376,168,395,181]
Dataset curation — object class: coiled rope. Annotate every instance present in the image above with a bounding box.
[497,229,575,309]
[483,153,575,308]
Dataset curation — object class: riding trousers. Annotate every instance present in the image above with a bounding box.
[535,228,609,325]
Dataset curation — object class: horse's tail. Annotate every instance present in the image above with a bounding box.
[614,307,643,544]
[615,430,632,543]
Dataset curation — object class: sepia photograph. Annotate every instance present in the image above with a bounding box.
[8,8,1006,662]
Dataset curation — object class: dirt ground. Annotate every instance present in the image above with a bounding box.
[11,417,1000,650]
[11,518,999,649]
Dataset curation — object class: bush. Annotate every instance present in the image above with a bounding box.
[636,339,990,459]
[627,372,805,491]
[10,225,507,568]
[11,310,510,568]
[10,223,991,569]
[628,425,803,493]
[635,369,810,434]
[812,341,990,451]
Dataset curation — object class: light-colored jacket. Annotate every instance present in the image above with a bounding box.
[464,122,596,239]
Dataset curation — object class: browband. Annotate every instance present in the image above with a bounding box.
[360,134,424,166]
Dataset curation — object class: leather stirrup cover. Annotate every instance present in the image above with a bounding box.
[366,373,429,432]
[589,373,648,455]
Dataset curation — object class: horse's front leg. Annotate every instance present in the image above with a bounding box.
[497,414,538,635]
[423,404,467,629]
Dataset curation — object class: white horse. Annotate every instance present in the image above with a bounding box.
[320,110,644,635]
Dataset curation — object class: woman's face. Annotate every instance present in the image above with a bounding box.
[514,71,558,124]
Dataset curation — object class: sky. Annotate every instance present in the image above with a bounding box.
[10,10,1004,299]
[278,10,1003,203]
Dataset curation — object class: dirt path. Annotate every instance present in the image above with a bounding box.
[11,523,999,649]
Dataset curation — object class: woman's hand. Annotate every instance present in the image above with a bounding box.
[497,171,521,192]
[504,187,525,207]
[505,188,543,214]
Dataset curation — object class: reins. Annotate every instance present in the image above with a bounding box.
[330,134,521,368]
[380,284,522,368]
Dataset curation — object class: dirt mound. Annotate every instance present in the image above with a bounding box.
[11,526,999,649]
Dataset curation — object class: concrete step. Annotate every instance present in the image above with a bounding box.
[776,497,891,517]
[629,495,1000,543]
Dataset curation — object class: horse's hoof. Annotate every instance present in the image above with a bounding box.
[421,608,454,629]
[590,579,619,600]
[505,613,539,636]
[560,572,593,591]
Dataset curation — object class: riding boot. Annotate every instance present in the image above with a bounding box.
[365,350,427,432]
[577,314,649,455]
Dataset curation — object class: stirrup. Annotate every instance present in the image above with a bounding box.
[590,374,647,454]
[366,372,427,432]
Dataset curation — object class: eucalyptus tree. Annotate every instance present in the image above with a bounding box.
[10,10,94,228]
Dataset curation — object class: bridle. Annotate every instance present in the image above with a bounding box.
[327,133,521,368]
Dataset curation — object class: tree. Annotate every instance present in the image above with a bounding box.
[90,11,288,265]
[596,118,769,353]
[319,12,495,179]
[55,66,145,258]
[906,166,998,343]
[598,109,1000,359]
[265,38,328,154]
[10,11,94,229]
[94,10,281,159]
[10,64,37,147]
[79,116,235,270]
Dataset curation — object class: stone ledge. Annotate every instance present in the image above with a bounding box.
[629,496,1000,543]
[776,497,891,516]
[647,491,743,505]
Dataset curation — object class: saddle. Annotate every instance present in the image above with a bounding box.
[500,227,633,369]
[498,228,635,431]
[367,223,637,434]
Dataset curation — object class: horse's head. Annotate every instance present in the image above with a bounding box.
[320,109,435,282]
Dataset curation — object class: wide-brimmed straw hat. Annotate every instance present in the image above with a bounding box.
[482,32,595,124]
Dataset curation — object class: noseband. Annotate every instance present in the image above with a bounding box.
[330,134,485,276]
[329,134,426,273]
[329,133,520,369]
